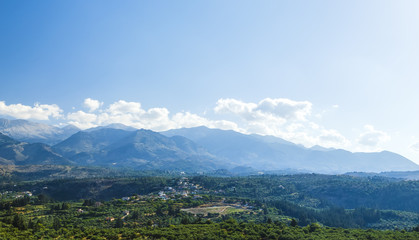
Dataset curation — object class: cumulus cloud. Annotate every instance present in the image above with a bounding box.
[172,112,240,131]
[172,112,212,129]
[67,111,98,129]
[84,98,103,112]
[0,101,62,120]
[96,101,173,131]
[107,100,142,115]
[409,142,419,152]
[256,98,312,121]
[214,98,312,122]
[213,97,349,148]
[214,98,257,120]
[66,99,240,132]
[357,125,391,147]
[318,129,350,148]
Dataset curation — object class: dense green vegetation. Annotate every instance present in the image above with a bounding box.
[1,193,419,239]
[1,173,419,239]
[0,164,179,182]
[191,174,419,212]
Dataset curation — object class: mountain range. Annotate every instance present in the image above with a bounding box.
[0,118,80,145]
[162,127,419,173]
[0,132,70,165]
[0,118,418,174]
[53,128,224,171]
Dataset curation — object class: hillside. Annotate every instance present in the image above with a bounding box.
[162,126,419,173]
[0,133,71,166]
[53,128,226,171]
[0,118,79,145]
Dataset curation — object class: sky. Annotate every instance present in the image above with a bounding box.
[1,1,419,163]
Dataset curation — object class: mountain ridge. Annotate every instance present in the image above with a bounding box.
[162,126,419,173]
[0,118,417,174]
[0,118,80,145]
[0,132,72,165]
[53,128,225,171]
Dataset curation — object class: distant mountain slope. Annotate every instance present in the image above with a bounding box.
[162,126,419,173]
[162,126,297,168]
[2,118,417,174]
[53,128,133,158]
[85,123,137,132]
[53,128,225,171]
[0,118,80,145]
[0,133,71,165]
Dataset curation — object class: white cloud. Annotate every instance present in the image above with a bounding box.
[62,100,203,131]
[213,97,349,148]
[214,98,312,122]
[97,101,173,131]
[84,98,103,112]
[318,129,350,148]
[214,98,258,121]
[67,111,98,129]
[0,101,62,120]
[172,112,240,131]
[409,142,419,152]
[108,100,142,115]
[256,98,312,121]
[172,112,211,129]
[357,125,391,148]
[66,99,244,133]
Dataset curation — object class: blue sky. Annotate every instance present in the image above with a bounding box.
[1,1,419,163]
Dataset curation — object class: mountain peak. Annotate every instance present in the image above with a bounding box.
[0,118,80,145]
[161,126,419,173]
[85,123,137,132]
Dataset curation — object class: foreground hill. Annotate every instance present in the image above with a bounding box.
[0,133,71,165]
[162,126,419,173]
[0,118,79,145]
[53,128,226,171]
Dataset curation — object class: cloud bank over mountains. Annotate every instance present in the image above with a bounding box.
[0,98,391,152]
[357,125,391,148]
[0,101,62,120]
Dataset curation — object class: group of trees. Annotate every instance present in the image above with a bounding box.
[191,174,419,212]
[1,216,419,239]
[1,174,419,238]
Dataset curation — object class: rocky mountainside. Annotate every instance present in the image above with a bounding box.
[0,118,80,145]
[1,118,417,174]
[162,126,419,173]
[53,128,225,171]
[0,132,71,165]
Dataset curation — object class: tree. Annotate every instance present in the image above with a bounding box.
[309,222,321,232]
[53,218,61,230]
[12,214,27,230]
[61,203,70,210]
[290,218,298,227]
[131,210,140,220]
[114,218,124,228]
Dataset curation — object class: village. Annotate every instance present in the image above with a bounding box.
[119,177,206,202]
